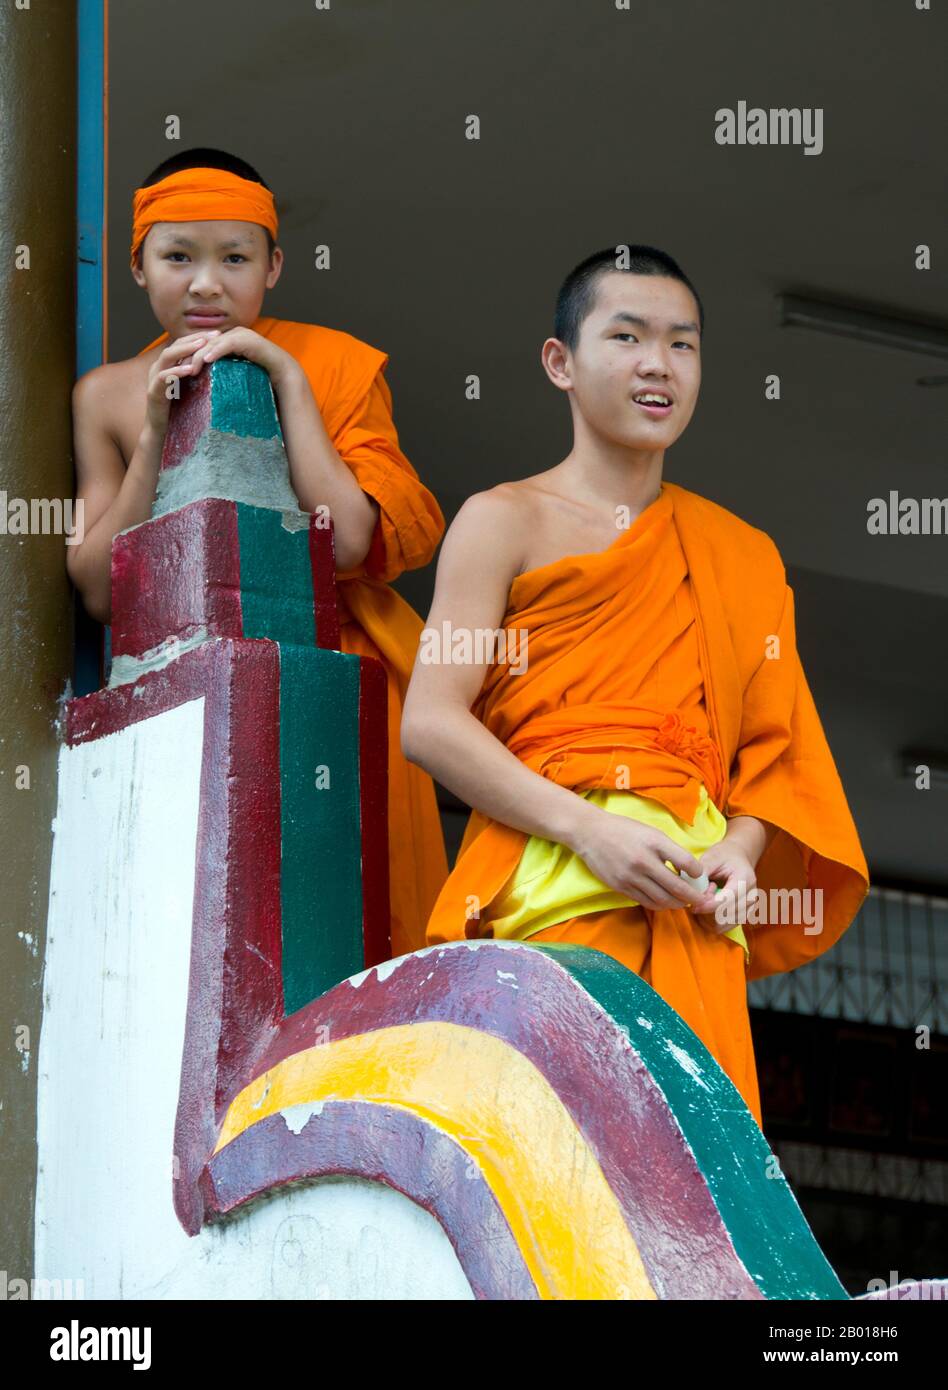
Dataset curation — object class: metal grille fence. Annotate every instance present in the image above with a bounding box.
[748,886,948,1031]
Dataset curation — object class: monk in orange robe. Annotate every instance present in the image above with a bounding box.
[67,150,448,958]
[403,245,868,1128]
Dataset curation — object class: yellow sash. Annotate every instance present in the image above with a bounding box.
[481,784,749,961]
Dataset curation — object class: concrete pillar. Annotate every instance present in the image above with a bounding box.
[0,0,76,1283]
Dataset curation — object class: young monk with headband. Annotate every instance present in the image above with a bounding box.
[67,147,448,958]
[403,245,869,1128]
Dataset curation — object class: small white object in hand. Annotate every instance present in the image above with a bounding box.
[680,870,710,892]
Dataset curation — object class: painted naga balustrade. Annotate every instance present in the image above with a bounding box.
[34,356,946,1301]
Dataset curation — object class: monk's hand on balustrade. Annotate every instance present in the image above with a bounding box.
[147,332,223,435]
[570,810,722,914]
[185,327,300,389]
[692,838,758,937]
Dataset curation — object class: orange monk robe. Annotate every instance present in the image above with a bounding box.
[425,481,870,1125]
[138,315,449,958]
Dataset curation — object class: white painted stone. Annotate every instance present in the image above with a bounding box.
[346,935,537,990]
[35,698,472,1299]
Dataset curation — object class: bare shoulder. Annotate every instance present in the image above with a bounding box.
[72,354,145,421]
[498,466,582,524]
[426,484,529,623]
[73,354,150,468]
[406,483,528,724]
[74,351,149,393]
[445,483,527,572]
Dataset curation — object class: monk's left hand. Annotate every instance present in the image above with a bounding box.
[185,328,300,388]
[692,839,757,936]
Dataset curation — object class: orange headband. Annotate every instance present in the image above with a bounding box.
[130,167,278,267]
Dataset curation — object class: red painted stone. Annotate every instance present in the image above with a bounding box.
[359,656,390,967]
[160,367,213,472]
[308,516,341,650]
[67,640,283,1233]
[111,500,243,660]
[198,942,762,1296]
[202,1102,539,1299]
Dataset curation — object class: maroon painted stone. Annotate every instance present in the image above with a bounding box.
[308,516,341,650]
[202,1102,539,1300]
[160,367,213,472]
[112,499,352,664]
[110,499,243,661]
[67,634,392,1236]
[66,640,283,1234]
[209,942,763,1299]
[359,656,390,968]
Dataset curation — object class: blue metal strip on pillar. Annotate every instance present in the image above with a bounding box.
[75,0,108,695]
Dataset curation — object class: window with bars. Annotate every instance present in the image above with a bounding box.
[749,886,948,1032]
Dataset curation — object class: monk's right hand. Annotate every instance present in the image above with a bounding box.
[145,333,222,436]
[572,810,721,913]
